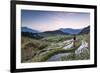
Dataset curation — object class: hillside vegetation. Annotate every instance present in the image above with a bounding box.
[21,33,90,63]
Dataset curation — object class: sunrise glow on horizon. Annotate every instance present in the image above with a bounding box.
[21,10,90,32]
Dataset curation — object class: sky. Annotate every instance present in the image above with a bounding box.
[21,10,90,32]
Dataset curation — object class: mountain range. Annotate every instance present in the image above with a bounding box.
[60,28,82,34]
[21,26,90,37]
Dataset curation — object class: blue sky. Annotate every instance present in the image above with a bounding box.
[21,10,90,32]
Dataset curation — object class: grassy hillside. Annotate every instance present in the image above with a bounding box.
[21,34,90,63]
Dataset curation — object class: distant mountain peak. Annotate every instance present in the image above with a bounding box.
[59,28,82,34]
[21,27,40,33]
[79,25,90,34]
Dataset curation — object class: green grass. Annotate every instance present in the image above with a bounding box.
[31,48,73,62]
[21,36,50,62]
[41,35,73,42]
[60,34,90,61]
[30,40,81,62]
[21,34,90,63]
[60,48,90,61]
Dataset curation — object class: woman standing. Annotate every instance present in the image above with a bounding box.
[73,34,76,47]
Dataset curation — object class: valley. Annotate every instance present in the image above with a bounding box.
[21,33,90,63]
